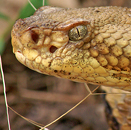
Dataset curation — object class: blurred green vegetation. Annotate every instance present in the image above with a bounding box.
[0,12,10,21]
[0,0,48,55]
[19,0,48,18]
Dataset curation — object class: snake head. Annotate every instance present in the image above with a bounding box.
[11,6,93,79]
[11,6,131,88]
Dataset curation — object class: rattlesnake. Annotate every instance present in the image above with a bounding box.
[11,6,131,130]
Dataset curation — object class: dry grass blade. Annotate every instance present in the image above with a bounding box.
[8,84,99,129]
[28,0,37,10]
[8,106,45,128]
[40,85,100,129]
[0,56,11,130]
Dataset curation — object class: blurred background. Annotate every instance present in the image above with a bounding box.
[0,0,131,130]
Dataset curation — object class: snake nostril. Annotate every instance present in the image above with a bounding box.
[30,30,39,43]
[49,46,58,53]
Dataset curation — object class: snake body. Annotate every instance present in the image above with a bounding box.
[11,6,131,129]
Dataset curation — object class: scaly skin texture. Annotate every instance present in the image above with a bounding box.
[12,6,131,91]
[102,86,131,130]
[11,6,131,129]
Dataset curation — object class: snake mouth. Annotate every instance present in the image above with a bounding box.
[14,50,26,66]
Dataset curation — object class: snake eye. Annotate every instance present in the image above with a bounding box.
[68,25,87,41]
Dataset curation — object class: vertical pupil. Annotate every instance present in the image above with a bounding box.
[76,28,80,37]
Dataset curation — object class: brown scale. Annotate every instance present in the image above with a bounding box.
[88,34,131,71]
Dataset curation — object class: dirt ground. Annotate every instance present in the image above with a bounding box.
[1,0,131,130]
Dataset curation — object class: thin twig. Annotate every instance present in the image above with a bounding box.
[8,106,44,128]
[0,56,11,130]
[43,0,45,6]
[84,83,92,94]
[40,86,99,129]
[28,0,37,10]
